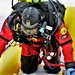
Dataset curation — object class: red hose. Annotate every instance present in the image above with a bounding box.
[43,58,65,67]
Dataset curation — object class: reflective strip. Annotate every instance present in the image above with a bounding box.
[26,0,32,2]
[14,24,19,31]
[46,25,53,31]
[32,0,45,2]
[19,0,32,2]
[19,0,45,2]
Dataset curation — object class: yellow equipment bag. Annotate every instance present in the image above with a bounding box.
[0,42,22,75]
[64,6,75,60]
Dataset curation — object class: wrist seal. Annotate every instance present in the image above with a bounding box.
[65,62,75,70]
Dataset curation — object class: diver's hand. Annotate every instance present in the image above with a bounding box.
[66,68,75,75]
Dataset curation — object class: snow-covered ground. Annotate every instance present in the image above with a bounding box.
[0,0,18,31]
[0,0,11,31]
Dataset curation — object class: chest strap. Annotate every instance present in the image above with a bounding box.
[0,35,10,42]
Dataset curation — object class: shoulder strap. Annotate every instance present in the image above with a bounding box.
[12,2,31,12]
[7,10,21,31]
[54,0,66,16]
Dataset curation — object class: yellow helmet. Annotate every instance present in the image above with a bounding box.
[19,0,45,3]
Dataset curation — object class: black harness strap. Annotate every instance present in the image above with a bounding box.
[60,39,72,46]
[39,0,41,2]
[0,35,10,42]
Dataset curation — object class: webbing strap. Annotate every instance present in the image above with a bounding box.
[0,35,10,42]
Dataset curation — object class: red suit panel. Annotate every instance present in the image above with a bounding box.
[0,19,13,56]
[55,23,74,62]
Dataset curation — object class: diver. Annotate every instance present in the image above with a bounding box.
[0,0,75,74]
